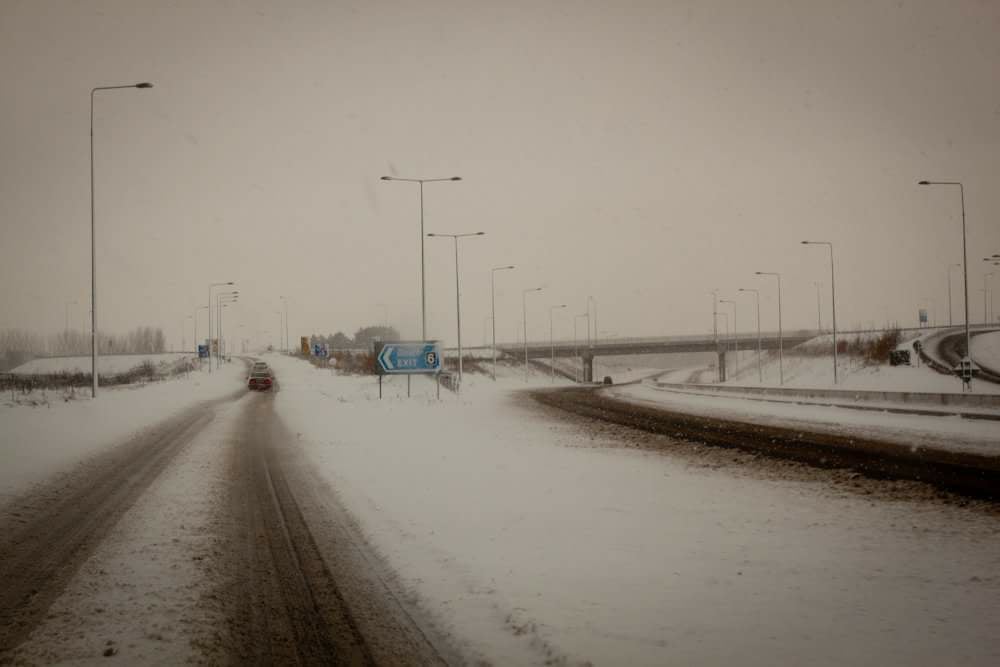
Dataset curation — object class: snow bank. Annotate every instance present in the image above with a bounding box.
[0,362,246,505]
[267,354,1000,665]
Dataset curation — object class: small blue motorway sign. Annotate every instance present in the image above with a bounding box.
[197,344,209,359]
[376,341,441,374]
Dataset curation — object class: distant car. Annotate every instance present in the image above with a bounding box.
[248,369,273,391]
[252,361,269,371]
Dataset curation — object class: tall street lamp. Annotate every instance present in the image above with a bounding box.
[812,282,823,331]
[738,288,763,382]
[710,290,720,381]
[428,231,484,385]
[715,312,729,350]
[588,296,598,347]
[90,81,153,396]
[279,295,290,353]
[217,294,238,364]
[380,175,462,340]
[274,311,283,353]
[985,273,995,323]
[522,287,543,382]
[573,313,590,382]
[918,180,971,385]
[207,282,234,373]
[947,263,962,326]
[549,304,567,382]
[490,265,515,380]
[755,271,784,385]
[720,298,737,370]
[802,241,838,384]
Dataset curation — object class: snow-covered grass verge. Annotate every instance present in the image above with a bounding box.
[717,350,1000,394]
[7,395,246,664]
[611,382,1000,457]
[971,331,1000,371]
[0,362,246,506]
[11,352,195,375]
[267,354,1000,666]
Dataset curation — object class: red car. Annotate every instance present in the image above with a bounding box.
[247,370,273,391]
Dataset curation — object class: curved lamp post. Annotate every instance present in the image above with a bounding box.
[918,180,971,387]
[427,231,485,385]
[90,82,153,396]
[755,271,783,385]
[801,241,838,384]
[380,175,462,340]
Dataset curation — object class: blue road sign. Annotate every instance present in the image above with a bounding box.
[376,341,441,374]
[313,344,328,358]
[197,344,209,359]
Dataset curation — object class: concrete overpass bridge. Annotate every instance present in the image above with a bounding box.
[496,330,819,381]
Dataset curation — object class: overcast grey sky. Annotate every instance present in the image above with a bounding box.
[2,0,998,349]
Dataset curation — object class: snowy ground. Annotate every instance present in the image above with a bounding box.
[971,331,1000,371]
[266,354,1000,665]
[7,396,245,664]
[609,382,1000,457]
[0,362,245,506]
[10,352,196,375]
[714,351,1000,394]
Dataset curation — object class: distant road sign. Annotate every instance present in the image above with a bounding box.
[197,344,209,359]
[376,341,441,374]
[313,344,328,358]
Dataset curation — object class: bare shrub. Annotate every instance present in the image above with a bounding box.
[847,328,901,365]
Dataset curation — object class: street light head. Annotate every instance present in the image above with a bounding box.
[917,180,930,185]
[426,233,438,237]
[135,82,153,89]
[380,176,393,181]
[754,271,763,275]
[475,231,485,236]
[450,176,462,181]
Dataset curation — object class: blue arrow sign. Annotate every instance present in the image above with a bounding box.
[376,342,442,374]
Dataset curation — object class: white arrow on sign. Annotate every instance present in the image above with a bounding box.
[378,345,394,370]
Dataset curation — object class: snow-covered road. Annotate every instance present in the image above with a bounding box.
[2,354,998,665]
[268,355,1000,666]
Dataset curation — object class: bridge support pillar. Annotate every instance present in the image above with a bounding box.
[718,350,727,382]
[582,352,594,383]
